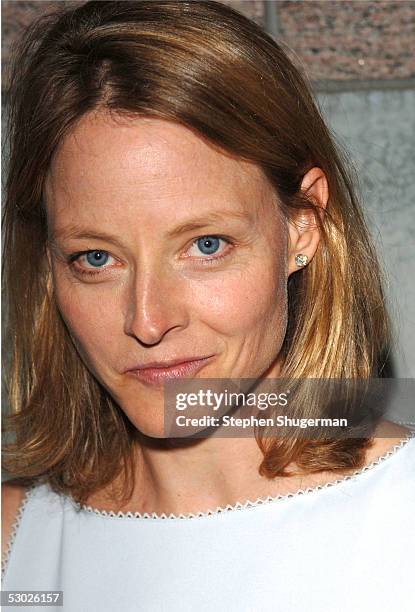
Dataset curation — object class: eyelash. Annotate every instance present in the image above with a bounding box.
[67,235,234,277]
[182,236,233,267]
[67,252,114,277]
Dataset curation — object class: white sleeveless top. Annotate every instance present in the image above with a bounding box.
[2,434,415,612]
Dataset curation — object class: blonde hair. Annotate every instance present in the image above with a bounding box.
[3,0,389,504]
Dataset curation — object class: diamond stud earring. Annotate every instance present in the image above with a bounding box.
[295,254,309,267]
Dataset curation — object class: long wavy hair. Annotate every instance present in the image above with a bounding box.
[2,0,390,505]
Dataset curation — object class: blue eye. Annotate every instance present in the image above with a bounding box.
[195,236,221,255]
[85,251,109,267]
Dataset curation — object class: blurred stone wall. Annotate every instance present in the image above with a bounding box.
[277,0,415,83]
[318,88,415,410]
[3,1,414,87]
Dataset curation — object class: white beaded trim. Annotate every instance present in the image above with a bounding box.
[75,432,414,521]
[1,483,36,581]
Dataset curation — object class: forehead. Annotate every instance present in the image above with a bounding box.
[44,111,276,226]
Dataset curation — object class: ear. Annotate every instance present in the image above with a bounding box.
[287,167,329,276]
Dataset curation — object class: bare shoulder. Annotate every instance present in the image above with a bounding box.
[1,481,28,560]
[365,419,413,464]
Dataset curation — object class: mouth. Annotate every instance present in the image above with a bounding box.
[125,356,214,386]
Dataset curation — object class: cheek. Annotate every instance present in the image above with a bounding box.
[188,261,288,337]
[53,278,122,368]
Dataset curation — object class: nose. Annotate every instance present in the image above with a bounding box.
[123,266,189,346]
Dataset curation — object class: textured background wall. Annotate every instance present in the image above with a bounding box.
[318,89,415,424]
[3,0,414,86]
[277,0,415,83]
[2,1,415,422]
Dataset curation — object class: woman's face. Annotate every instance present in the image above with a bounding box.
[45,112,289,437]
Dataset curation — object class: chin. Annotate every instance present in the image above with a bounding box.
[137,425,169,440]
[121,402,209,441]
[119,398,164,437]
[129,419,202,442]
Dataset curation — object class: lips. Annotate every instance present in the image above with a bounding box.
[125,356,213,386]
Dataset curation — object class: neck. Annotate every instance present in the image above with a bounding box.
[121,435,282,516]
[83,418,408,515]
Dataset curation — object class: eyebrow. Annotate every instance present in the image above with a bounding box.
[48,227,127,250]
[166,210,253,238]
[48,210,253,247]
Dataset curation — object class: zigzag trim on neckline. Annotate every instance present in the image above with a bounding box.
[75,432,414,521]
